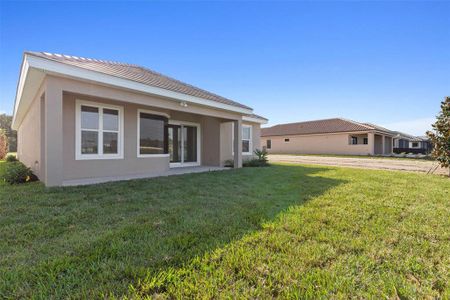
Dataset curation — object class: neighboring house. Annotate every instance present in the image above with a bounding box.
[12,52,267,186]
[392,132,432,154]
[261,118,394,156]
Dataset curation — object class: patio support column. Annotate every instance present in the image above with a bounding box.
[381,135,385,155]
[368,132,375,155]
[390,137,394,154]
[233,119,242,168]
[44,78,64,186]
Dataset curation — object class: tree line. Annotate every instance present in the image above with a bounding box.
[0,114,17,152]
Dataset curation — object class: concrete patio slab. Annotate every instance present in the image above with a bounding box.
[62,166,229,186]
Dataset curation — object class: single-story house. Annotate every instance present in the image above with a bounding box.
[12,52,267,186]
[392,131,432,154]
[261,118,394,155]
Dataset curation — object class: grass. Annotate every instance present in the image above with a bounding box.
[0,161,449,299]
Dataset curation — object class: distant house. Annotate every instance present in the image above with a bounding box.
[11,52,267,186]
[392,132,432,154]
[261,118,394,156]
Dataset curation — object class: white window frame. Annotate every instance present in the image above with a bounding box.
[232,123,253,155]
[350,136,358,145]
[168,120,201,167]
[137,109,171,158]
[75,99,124,160]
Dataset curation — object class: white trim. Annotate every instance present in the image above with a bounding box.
[75,99,124,160]
[168,120,201,167]
[137,109,170,158]
[139,109,170,119]
[12,54,253,129]
[12,59,30,127]
[242,124,253,155]
[232,123,253,155]
[242,115,268,124]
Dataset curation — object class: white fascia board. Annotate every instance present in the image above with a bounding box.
[242,115,268,124]
[25,54,253,114]
[11,58,30,129]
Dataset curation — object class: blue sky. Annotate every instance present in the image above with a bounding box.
[1,1,449,135]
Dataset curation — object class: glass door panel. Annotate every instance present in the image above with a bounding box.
[168,125,181,163]
[183,126,197,163]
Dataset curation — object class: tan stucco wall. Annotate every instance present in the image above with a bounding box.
[261,133,372,155]
[63,92,230,180]
[220,122,262,164]
[16,76,250,185]
[17,91,43,179]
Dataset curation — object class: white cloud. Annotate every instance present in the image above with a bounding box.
[382,117,435,136]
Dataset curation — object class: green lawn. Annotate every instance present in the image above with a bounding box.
[1,161,449,299]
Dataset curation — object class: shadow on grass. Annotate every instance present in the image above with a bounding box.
[0,164,345,298]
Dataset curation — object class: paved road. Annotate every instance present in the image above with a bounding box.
[269,154,448,175]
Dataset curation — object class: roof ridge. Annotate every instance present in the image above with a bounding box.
[27,51,146,68]
[268,117,343,128]
[267,117,370,129]
[338,118,375,130]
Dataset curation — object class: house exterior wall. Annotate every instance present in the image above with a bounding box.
[384,136,393,154]
[261,132,372,155]
[62,92,228,181]
[16,82,49,180]
[374,135,383,154]
[220,121,261,164]
[17,91,43,178]
[15,76,257,185]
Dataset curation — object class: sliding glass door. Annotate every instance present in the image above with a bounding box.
[168,123,200,167]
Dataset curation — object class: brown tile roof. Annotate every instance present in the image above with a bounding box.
[26,51,252,110]
[246,113,268,120]
[261,118,389,137]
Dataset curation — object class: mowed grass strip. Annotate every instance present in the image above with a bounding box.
[0,161,449,299]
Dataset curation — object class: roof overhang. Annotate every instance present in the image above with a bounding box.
[261,129,395,138]
[12,54,253,129]
[242,115,268,124]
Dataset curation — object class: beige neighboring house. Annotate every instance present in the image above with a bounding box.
[12,52,267,186]
[261,118,394,156]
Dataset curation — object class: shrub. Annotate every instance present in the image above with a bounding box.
[5,154,18,162]
[224,159,234,168]
[243,149,270,167]
[0,129,7,160]
[254,148,268,164]
[2,161,36,184]
[243,159,264,167]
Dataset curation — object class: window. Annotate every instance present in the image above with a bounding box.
[284,138,290,142]
[76,100,123,160]
[363,137,368,145]
[266,139,272,149]
[351,136,358,145]
[242,125,252,154]
[412,142,419,148]
[232,123,253,154]
[138,110,169,157]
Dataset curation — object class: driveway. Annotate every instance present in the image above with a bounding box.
[269,154,448,175]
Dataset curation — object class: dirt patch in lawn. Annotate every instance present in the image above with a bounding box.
[269,154,449,176]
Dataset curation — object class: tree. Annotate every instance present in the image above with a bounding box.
[0,129,8,160]
[427,97,450,176]
[0,114,17,152]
